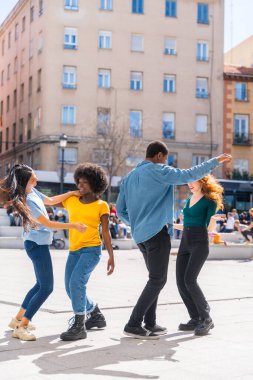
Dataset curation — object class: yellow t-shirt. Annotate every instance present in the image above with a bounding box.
[62,197,110,251]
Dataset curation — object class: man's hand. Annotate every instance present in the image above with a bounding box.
[216,154,232,164]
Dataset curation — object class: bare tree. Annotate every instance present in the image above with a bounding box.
[93,116,143,202]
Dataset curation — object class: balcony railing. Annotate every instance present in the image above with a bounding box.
[233,133,253,146]
[196,90,209,99]
[197,55,209,62]
[235,89,250,102]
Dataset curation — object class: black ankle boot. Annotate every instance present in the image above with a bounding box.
[60,315,87,341]
[85,305,106,330]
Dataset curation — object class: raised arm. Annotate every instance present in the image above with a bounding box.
[43,190,81,206]
[159,154,232,185]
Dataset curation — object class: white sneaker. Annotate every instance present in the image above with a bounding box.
[8,317,36,331]
[12,326,36,341]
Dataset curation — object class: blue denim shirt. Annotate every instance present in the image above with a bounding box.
[23,188,53,245]
[116,158,220,244]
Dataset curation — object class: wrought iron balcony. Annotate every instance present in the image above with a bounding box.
[233,133,253,146]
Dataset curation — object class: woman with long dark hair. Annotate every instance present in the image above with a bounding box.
[174,174,224,336]
[0,164,87,341]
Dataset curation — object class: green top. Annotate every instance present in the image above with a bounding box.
[183,196,217,227]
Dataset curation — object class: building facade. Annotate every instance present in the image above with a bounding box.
[224,36,253,67]
[0,0,224,194]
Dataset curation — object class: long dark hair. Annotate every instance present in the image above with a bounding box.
[0,164,36,230]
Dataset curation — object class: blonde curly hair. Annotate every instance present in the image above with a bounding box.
[198,174,224,212]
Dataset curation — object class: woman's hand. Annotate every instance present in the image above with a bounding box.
[107,256,115,275]
[216,153,232,164]
[73,223,87,233]
[71,190,82,197]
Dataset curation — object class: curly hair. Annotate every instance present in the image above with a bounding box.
[74,163,108,195]
[198,174,224,211]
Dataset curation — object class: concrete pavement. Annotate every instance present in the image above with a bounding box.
[0,248,253,379]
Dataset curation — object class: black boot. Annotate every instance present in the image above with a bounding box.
[178,318,200,331]
[194,317,214,336]
[85,305,106,330]
[60,315,87,341]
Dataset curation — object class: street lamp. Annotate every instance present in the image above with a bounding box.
[59,133,68,193]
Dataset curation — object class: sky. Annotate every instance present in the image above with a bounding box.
[0,0,252,53]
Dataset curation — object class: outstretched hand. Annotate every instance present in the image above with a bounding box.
[216,154,232,164]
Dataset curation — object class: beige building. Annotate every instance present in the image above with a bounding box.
[224,36,253,67]
[0,0,224,194]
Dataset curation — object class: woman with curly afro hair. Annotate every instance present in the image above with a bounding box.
[59,163,115,341]
[174,174,224,336]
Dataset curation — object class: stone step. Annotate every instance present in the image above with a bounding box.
[0,215,11,226]
[0,237,24,249]
[0,226,23,237]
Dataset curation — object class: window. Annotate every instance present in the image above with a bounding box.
[132,0,144,14]
[234,159,248,174]
[13,90,17,108]
[164,37,176,55]
[21,49,25,66]
[162,112,175,139]
[130,71,143,90]
[27,113,32,140]
[5,128,9,150]
[197,41,208,61]
[0,132,2,154]
[1,70,4,86]
[12,123,16,147]
[7,96,10,112]
[234,114,249,143]
[63,66,77,89]
[20,83,24,101]
[100,0,113,11]
[29,40,33,58]
[192,154,210,166]
[197,3,209,24]
[37,69,42,92]
[39,0,43,16]
[29,76,33,96]
[165,0,177,17]
[1,39,4,56]
[38,31,43,53]
[58,147,77,164]
[196,114,208,133]
[30,6,34,22]
[15,23,19,40]
[61,105,76,125]
[93,149,111,166]
[126,156,143,167]
[131,34,144,52]
[8,32,11,49]
[130,110,142,137]
[196,77,208,98]
[22,16,26,32]
[14,56,18,73]
[163,74,176,93]
[98,69,111,88]
[64,27,78,49]
[65,0,78,10]
[97,108,110,135]
[19,118,24,143]
[35,107,42,128]
[235,83,248,101]
[168,153,177,167]
[0,101,3,117]
[7,64,11,80]
[99,31,112,49]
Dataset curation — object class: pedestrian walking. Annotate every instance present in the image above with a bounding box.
[116,141,231,339]
[174,175,224,335]
[0,164,87,341]
[240,208,253,244]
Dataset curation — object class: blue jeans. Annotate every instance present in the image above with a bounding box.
[22,240,54,321]
[65,245,101,315]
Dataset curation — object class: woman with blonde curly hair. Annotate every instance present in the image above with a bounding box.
[174,174,224,336]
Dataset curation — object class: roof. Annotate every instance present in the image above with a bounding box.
[224,65,253,80]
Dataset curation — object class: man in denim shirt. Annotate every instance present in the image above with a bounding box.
[116,141,231,339]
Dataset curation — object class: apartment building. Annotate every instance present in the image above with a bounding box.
[0,0,224,193]
[224,36,253,67]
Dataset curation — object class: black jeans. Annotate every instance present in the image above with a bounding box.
[241,229,253,242]
[128,226,171,327]
[176,227,210,320]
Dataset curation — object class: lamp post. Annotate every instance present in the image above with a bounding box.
[59,134,68,193]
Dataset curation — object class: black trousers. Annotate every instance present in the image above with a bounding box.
[128,226,171,327]
[241,229,253,242]
[176,227,210,320]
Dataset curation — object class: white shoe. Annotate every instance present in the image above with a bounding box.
[12,326,36,341]
[8,317,36,331]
